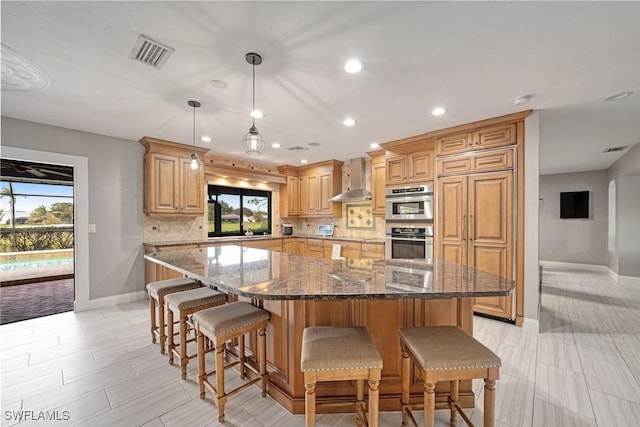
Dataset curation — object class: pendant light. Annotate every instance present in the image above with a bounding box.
[188,100,202,172]
[242,52,265,156]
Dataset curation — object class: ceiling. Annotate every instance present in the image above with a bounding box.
[2,1,639,175]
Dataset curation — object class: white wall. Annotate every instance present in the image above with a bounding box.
[2,116,145,306]
[523,111,540,331]
[539,170,608,265]
[607,142,640,279]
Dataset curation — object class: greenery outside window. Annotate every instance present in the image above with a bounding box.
[207,185,271,237]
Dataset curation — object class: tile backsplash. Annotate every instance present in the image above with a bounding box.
[144,216,206,243]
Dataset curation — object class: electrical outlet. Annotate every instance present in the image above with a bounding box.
[88,224,97,233]
[547,249,553,255]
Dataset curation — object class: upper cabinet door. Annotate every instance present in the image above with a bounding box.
[148,153,181,214]
[385,155,407,185]
[407,150,434,183]
[180,158,205,214]
[436,132,472,156]
[472,123,517,150]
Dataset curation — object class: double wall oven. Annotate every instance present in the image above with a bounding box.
[384,184,434,260]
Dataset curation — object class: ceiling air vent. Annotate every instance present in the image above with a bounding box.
[602,146,628,153]
[129,35,174,69]
[287,146,308,151]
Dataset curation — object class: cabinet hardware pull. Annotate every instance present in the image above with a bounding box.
[470,214,474,240]
[462,215,466,241]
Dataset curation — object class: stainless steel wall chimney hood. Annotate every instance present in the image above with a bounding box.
[329,158,372,202]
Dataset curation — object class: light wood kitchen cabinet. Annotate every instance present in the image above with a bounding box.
[296,238,308,256]
[306,238,325,258]
[437,147,514,177]
[437,162,515,319]
[435,123,517,156]
[368,152,386,216]
[385,149,434,186]
[278,160,343,218]
[140,137,208,216]
[361,242,385,259]
[282,238,296,254]
[323,240,361,259]
[242,238,282,252]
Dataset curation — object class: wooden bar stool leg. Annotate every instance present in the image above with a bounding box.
[304,372,317,427]
[259,327,267,397]
[484,378,496,427]
[401,348,411,427]
[149,297,157,343]
[179,316,188,379]
[450,380,459,426]
[239,334,246,379]
[424,382,436,427]
[158,299,167,354]
[215,339,227,422]
[197,331,206,399]
[356,379,365,426]
[167,309,175,364]
[368,371,381,427]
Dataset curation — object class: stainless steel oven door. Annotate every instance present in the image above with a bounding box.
[385,195,433,221]
[385,236,433,260]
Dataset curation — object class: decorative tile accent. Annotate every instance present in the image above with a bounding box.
[346,203,374,229]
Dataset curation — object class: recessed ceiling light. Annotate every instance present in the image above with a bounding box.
[431,107,447,116]
[344,59,363,74]
[343,118,356,126]
[200,136,212,142]
[370,143,380,149]
[209,80,228,89]
[604,91,633,102]
[300,159,308,164]
[271,142,281,148]
[308,142,320,147]
[513,95,533,105]
[250,110,264,118]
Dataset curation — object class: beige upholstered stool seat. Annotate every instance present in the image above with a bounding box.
[193,302,270,422]
[165,287,227,379]
[301,326,383,427]
[399,326,501,427]
[146,278,200,354]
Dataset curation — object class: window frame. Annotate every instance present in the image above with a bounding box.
[207,185,272,237]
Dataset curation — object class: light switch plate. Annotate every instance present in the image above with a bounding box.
[88,224,97,233]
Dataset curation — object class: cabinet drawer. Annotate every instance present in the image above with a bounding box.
[324,240,361,259]
[437,157,472,176]
[471,149,514,172]
[361,243,384,259]
[472,123,517,150]
[436,133,472,156]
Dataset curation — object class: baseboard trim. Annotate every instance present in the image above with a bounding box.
[539,261,611,273]
[76,290,147,311]
[618,275,640,286]
[521,317,540,333]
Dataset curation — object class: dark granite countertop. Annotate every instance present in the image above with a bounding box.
[144,245,514,300]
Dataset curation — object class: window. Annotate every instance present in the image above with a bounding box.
[207,185,271,237]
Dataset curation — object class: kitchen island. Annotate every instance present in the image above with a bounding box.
[144,245,514,413]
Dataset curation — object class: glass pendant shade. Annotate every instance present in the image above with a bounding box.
[242,124,265,156]
[189,151,201,171]
[243,52,264,155]
[187,100,202,173]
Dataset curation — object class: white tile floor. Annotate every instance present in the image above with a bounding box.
[1,266,639,426]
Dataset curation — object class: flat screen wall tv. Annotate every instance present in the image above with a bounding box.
[560,191,589,219]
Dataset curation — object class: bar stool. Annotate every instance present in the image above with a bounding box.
[193,301,270,422]
[147,277,201,354]
[165,287,227,379]
[301,326,383,427]
[399,326,501,427]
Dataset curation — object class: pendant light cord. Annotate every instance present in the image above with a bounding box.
[252,58,256,128]
[192,104,196,150]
